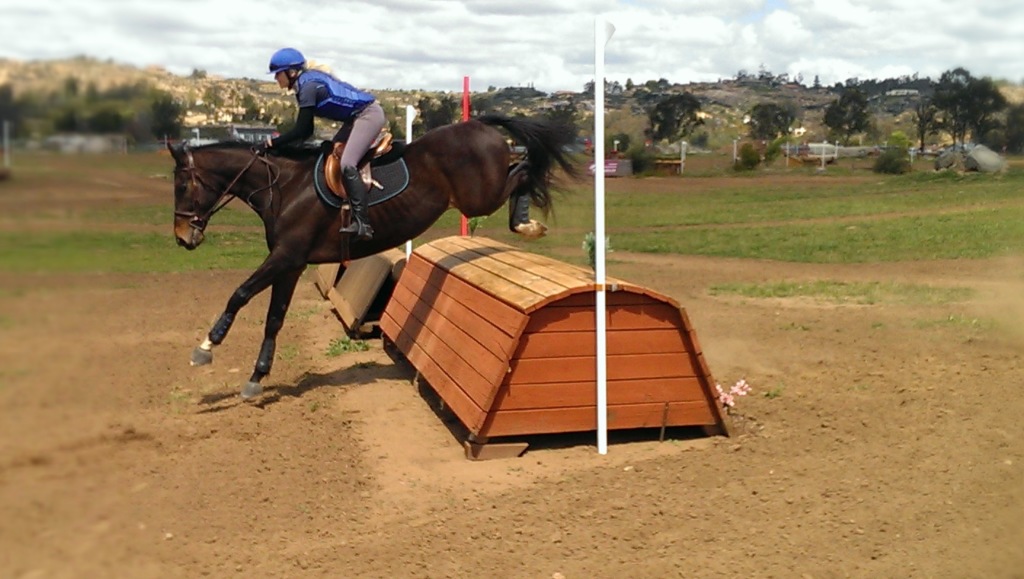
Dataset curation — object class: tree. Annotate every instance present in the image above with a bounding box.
[63,77,80,98]
[54,107,81,132]
[931,67,1005,146]
[1005,104,1024,154]
[746,102,794,140]
[0,84,20,127]
[240,93,262,122]
[414,94,458,133]
[543,102,578,137]
[150,92,183,140]
[912,98,940,151]
[964,76,1007,144]
[823,88,871,143]
[646,92,703,142]
[88,106,125,133]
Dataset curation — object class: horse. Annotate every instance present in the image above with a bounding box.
[169,114,577,399]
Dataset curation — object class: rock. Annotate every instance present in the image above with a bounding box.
[965,144,1007,173]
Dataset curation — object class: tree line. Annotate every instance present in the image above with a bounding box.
[3,66,1021,156]
[725,67,1020,153]
[0,78,186,143]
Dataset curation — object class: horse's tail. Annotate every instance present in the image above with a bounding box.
[476,114,578,212]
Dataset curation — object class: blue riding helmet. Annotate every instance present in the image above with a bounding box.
[268,48,306,74]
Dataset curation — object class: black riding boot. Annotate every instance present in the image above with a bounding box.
[338,165,374,240]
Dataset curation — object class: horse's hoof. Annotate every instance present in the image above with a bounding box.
[240,381,263,400]
[190,347,213,366]
[515,220,548,239]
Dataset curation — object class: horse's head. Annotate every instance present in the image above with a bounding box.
[168,141,270,250]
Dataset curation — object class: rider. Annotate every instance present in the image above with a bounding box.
[259,47,384,240]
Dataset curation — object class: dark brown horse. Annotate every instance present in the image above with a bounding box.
[169,114,576,399]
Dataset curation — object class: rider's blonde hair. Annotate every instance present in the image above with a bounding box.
[305,59,332,74]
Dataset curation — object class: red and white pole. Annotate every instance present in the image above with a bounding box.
[460,76,470,236]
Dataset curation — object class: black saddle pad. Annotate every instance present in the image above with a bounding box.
[313,151,410,209]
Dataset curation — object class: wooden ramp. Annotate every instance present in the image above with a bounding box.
[315,248,406,337]
[380,236,730,456]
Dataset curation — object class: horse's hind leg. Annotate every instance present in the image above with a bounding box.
[240,267,305,399]
[504,164,547,240]
[509,192,547,239]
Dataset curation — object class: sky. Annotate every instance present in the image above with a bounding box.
[2,0,1023,93]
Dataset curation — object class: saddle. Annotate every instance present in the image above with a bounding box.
[324,130,395,198]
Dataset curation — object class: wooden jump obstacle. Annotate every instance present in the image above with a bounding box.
[380,236,731,458]
[315,248,406,337]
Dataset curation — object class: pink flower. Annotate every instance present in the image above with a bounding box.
[717,379,752,409]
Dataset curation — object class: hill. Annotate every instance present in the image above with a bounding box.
[0,56,1019,151]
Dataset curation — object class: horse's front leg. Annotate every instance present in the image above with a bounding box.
[190,255,294,367]
[240,267,305,399]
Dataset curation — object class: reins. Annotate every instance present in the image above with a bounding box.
[174,145,280,231]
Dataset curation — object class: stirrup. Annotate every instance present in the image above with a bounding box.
[339,220,374,240]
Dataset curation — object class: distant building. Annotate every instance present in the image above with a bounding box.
[42,134,127,154]
[230,124,279,143]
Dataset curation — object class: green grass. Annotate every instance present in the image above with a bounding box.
[325,337,370,357]
[709,280,975,305]
[913,314,996,331]
[0,231,268,273]
[3,152,1023,272]
[83,203,263,227]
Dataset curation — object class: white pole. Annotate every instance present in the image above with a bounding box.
[732,138,738,165]
[2,120,10,168]
[593,16,615,455]
[679,140,687,174]
[594,15,614,455]
[404,105,417,259]
[821,140,827,170]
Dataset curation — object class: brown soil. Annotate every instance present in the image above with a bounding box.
[1,167,1022,578]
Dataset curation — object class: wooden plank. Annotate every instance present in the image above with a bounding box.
[400,258,526,350]
[383,292,502,411]
[463,440,529,461]
[480,401,717,438]
[442,236,595,294]
[329,252,396,332]
[551,291,663,309]
[382,310,493,435]
[515,328,689,358]
[416,243,575,309]
[315,263,341,298]
[523,303,682,333]
[491,377,709,410]
[404,255,527,332]
[390,280,515,363]
[388,282,510,391]
[422,237,679,311]
[509,353,697,384]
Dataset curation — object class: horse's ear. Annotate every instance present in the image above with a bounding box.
[167,140,185,163]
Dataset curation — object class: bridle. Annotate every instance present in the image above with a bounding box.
[173,144,280,232]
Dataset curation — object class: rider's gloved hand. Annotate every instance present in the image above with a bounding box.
[253,139,272,156]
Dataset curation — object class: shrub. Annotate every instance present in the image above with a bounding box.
[763,137,787,165]
[626,145,657,175]
[873,149,911,174]
[735,142,761,171]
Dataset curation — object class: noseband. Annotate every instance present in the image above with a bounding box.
[174,145,280,232]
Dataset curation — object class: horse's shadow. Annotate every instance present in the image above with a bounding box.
[196,357,415,413]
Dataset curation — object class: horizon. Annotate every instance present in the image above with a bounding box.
[2,1,1022,94]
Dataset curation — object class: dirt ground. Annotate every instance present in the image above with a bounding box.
[1,162,1023,578]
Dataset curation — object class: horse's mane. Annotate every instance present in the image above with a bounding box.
[193,140,323,161]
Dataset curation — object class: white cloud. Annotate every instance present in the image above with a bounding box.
[1,0,1022,90]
